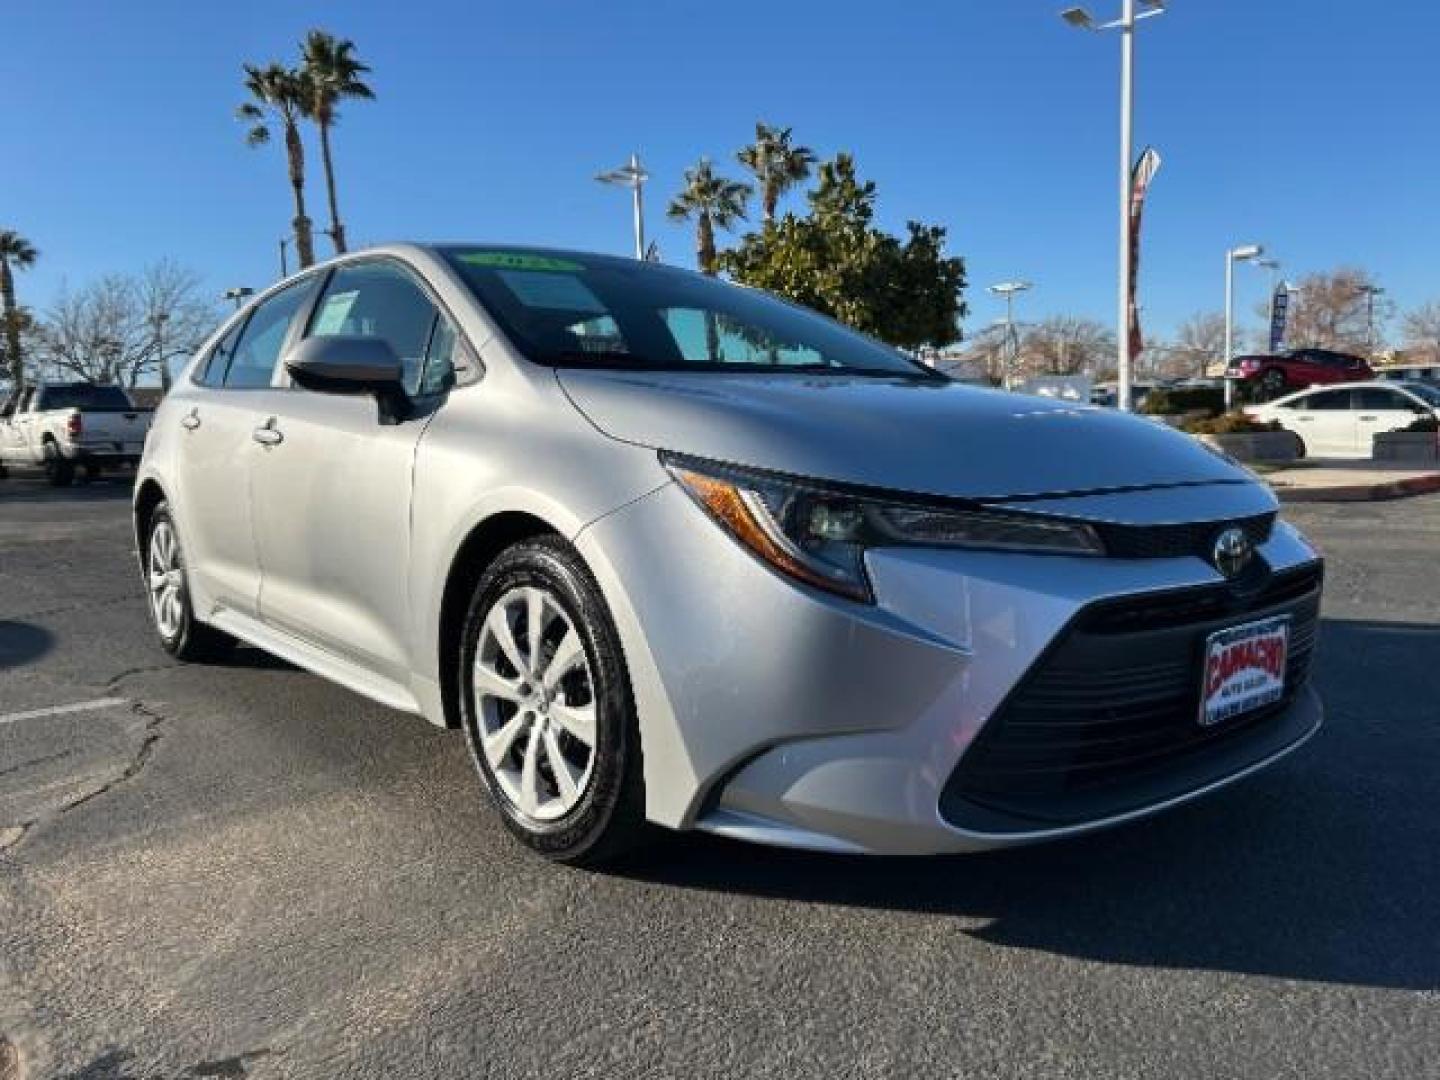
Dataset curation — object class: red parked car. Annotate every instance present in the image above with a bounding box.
[1227,348,1374,398]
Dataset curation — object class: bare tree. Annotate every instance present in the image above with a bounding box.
[1284,267,1392,355]
[1157,311,1227,379]
[37,262,219,388]
[1402,299,1440,349]
[1018,316,1115,379]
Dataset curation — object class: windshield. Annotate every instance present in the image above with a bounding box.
[35,384,133,411]
[1402,382,1440,406]
[441,248,935,377]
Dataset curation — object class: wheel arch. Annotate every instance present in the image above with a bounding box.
[133,477,168,550]
[435,510,563,729]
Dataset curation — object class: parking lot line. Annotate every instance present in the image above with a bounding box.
[0,697,129,726]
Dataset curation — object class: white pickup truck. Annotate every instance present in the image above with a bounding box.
[0,382,153,486]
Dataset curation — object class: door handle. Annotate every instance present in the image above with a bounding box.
[1358,415,1378,422]
[180,409,201,431]
[252,419,284,447]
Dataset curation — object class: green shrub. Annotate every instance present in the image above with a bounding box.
[1182,412,1284,436]
[1140,386,1226,417]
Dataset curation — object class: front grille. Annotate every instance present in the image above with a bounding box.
[1092,512,1275,560]
[943,562,1322,826]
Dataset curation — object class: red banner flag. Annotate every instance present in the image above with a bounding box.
[1128,147,1162,363]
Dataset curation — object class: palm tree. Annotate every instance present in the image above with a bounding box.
[301,30,374,255]
[0,230,38,393]
[736,123,817,225]
[238,63,316,269]
[666,158,751,275]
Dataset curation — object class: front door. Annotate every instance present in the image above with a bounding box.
[248,258,458,684]
[1352,386,1423,456]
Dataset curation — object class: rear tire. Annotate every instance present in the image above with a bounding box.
[1259,368,1287,399]
[142,502,236,662]
[1290,432,1307,459]
[43,442,74,487]
[458,536,646,866]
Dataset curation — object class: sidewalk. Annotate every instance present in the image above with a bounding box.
[1260,461,1440,503]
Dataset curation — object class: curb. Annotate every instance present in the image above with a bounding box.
[1272,473,1440,503]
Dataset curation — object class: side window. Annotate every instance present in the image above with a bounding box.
[1305,390,1351,411]
[224,280,312,389]
[1355,388,1412,412]
[304,261,438,395]
[419,317,460,397]
[196,318,246,387]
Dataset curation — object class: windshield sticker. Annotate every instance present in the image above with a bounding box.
[311,290,359,335]
[497,269,606,312]
[457,252,585,273]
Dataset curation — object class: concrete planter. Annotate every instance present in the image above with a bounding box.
[1196,431,1301,464]
[1372,431,1440,463]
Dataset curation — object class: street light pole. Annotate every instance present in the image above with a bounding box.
[1223,243,1264,409]
[596,153,650,260]
[1358,284,1386,355]
[1117,0,1135,411]
[152,311,170,393]
[988,281,1033,390]
[223,287,254,311]
[1061,0,1165,412]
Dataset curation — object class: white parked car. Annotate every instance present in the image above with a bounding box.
[0,382,153,485]
[1245,381,1440,459]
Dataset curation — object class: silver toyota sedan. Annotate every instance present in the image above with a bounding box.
[133,244,1324,864]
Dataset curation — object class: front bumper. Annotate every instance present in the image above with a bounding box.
[576,480,1324,856]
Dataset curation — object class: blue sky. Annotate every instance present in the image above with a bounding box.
[5,0,1437,345]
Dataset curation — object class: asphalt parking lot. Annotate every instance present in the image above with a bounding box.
[1,477,1437,1079]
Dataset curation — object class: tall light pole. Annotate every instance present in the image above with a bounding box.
[151,310,170,393]
[596,153,650,260]
[1224,243,1264,408]
[1357,284,1386,355]
[223,287,254,311]
[989,281,1033,390]
[1061,0,1166,412]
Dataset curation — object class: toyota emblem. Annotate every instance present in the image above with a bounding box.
[1212,527,1254,579]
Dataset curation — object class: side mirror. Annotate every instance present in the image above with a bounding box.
[284,335,410,424]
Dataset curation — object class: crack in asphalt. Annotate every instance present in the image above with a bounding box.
[0,702,165,859]
[104,664,178,691]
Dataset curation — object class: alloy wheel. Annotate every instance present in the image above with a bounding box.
[147,520,186,640]
[472,585,597,823]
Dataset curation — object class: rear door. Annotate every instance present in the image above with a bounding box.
[1352,386,1426,456]
[1287,388,1355,456]
[171,279,315,618]
[248,258,461,682]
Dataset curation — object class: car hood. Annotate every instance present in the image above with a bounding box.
[556,370,1253,502]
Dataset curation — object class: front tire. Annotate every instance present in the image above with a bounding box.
[142,503,235,662]
[458,536,646,865]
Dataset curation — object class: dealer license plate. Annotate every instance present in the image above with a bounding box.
[1199,616,1290,727]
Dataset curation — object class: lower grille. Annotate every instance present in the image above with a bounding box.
[943,562,1323,826]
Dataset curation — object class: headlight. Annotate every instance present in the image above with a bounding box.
[664,454,1105,603]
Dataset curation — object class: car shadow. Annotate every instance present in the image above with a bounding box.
[618,617,1440,993]
[0,621,55,670]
